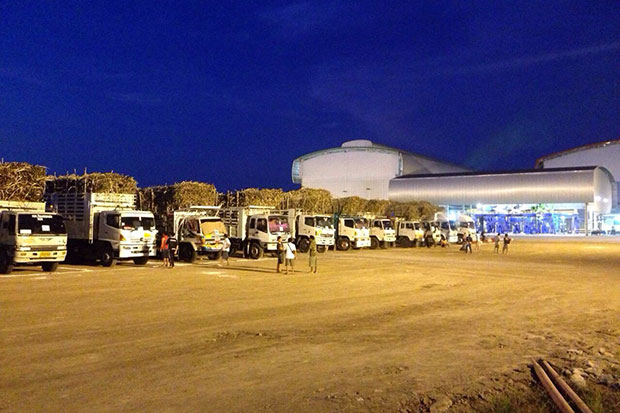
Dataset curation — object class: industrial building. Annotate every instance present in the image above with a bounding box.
[293,139,620,235]
[291,140,467,199]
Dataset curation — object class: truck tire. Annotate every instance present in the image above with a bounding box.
[317,245,327,253]
[41,262,59,272]
[370,237,379,250]
[207,251,222,260]
[0,250,14,274]
[133,257,149,265]
[248,242,263,259]
[379,240,388,249]
[229,244,238,257]
[100,247,117,267]
[179,244,197,263]
[297,237,310,253]
[457,234,464,244]
[336,237,350,251]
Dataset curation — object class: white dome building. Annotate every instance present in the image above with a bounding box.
[291,140,468,199]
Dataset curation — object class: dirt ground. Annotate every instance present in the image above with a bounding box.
[2,239,620,412]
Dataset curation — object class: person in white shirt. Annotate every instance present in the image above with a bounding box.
[221,234,231,266]
[284,237,296,274]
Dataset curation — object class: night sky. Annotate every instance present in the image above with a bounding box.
[1,1,619,191]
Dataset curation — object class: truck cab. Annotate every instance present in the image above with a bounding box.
[97,210,157,265]
[335,216,371,250]
[434,213,458,244]
[370,218,396,249]
[171,207,226,262]
[0,201,68,274]
[396,220,424,247]
[456,214,478,243]
[221,206,292,259]
[421,220,443,246]
[293,213,335,253]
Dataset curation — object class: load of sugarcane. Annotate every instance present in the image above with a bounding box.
[0,161,47,201]
[46,172,137,194]
[138,181,218,217]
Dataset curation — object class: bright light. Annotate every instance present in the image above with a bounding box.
[476,203,483,210]
[594,195,601,201]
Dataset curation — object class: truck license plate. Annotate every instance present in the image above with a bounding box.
[40,252,51,258]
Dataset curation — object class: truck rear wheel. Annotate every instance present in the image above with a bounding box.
[297,237,310,253]
[0,250,14,274]
[370,237,379,250]
[248,242,263,259]
[179,244,197,263]
[336,237,350,251]
[41,262,59,272]
[100,247,117,267]
[133,257,149,265]
[317,245,327,253]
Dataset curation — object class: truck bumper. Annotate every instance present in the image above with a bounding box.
[316,237,335,246]
[355,238,371,248]
[14,250,67,263]
[119,244,157,258]
[384,235,397,242]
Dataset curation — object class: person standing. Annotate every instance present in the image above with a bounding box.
[160,232,170,267]
[464,234,473,254]
[284,237,296,274]
[502,233,512,254]
[221,234,231,266]
[308,235,318,273]
[494,233,501,253]
[167,233,178,268]
[276,236,284,273]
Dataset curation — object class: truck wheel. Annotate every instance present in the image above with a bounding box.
[41,262,59,272]
[133,257,149,265]
[207,251,222,260]
[248,242,263,259]
[370,237,379,250]
[457,234,464,244]
[229,244,238,257]
[379,240,388,249]
[179,244,197,263]
[100,247,117,267]
[317,245,327,253]
[336,237,350,251]
[297,237,310,253]
[0,250,14,274]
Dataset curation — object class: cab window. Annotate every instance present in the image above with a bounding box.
[249,218,256,229]
[106,214,120,228]
[406,223,413,229]
[344,219,354,228]
[304,217,314,226]
[373,221,382,228]
[257,218,267,232]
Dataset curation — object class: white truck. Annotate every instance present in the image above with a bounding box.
[395,220,424,247]
[334,216,371,250]
[159,206,226,262]
[370,217,396,249]
[220,206,291,259]
[46,192,157,267]
[289,211,335,253]
[0,201,68,274]
[456,214,478,244]
[432,212,458,244]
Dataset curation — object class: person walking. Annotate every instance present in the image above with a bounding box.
[494,233,501,253]
[502,233,512,254]
[276,236,285,273]
[308,235,318,273]
[284,237,296,274]
[160,231,170,267]
[221,234,231,266]
[167,233,178,268]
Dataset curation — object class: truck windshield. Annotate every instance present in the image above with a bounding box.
[460,221,475,229]
[414,223,421,230]
[121,216,156,230]
[268,216,289,233]
[354,218,368,229]
[315,216,332,228]
[18,214,66,235]
[440,221,451,230]
[381,220,393,229]
[200,218,226,235]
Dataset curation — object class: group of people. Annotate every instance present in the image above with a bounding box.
[275,235,318,274]
[459,232,512,254]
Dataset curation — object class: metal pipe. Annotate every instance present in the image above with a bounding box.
[541,360,593,413]
[532,360,575,413]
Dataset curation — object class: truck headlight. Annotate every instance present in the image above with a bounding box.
[19,246,31,251]
[57,246,67,250]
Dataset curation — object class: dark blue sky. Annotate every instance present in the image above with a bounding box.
[1,1,619,191]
